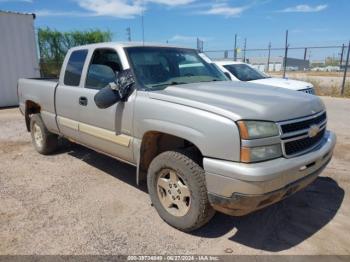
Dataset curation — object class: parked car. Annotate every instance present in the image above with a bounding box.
[18,42,335,231]
[214,60,315,94]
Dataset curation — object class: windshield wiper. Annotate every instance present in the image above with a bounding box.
[150,81,187,88]
[199,78,221,83]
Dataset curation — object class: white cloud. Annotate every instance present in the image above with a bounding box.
[74,0,196,18]
[146,0,195,6]
[77,0,144,19]
[0,0,32,2]
[170,34,197,42]
[280,4,328,13]
[32,0,250,19]
[34,9,90,17]
[169,34,210,42]
[197,3,247,17]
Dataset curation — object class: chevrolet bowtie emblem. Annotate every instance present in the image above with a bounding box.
[308,125,320,138]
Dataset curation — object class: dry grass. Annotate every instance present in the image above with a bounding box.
[267,71,350,98]
[270,71,344,77]
[306,78,350,98]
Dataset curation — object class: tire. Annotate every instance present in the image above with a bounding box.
[147,151,215,232]
[30,114,58,155]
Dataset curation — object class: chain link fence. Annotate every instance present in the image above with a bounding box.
[204,43,350,97]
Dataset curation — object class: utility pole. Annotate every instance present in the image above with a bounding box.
[243,38,247,62]
[197,38,203,52]
[283,30,289,79]
[267,42,271,72]
[126,27,131,42]
[341,41,350,96]
[304,48,308,61]
[234,34,237,61]
[141,0,145,44]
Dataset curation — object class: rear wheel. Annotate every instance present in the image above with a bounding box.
[147,151,215,232]
[30,114,58,155]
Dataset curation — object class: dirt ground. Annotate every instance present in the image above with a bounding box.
[0,97,349,255]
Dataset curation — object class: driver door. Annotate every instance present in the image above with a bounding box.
[77,48,135,163]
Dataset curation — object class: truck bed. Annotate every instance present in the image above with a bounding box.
[18,78,59,133]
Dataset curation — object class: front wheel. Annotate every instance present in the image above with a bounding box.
[147,151,215,232]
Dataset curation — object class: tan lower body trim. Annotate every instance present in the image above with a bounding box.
[79,123,131,147]
[57,116,79,131]
[57,116,131,147]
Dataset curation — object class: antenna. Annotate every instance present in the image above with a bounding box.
[141,0,145,45]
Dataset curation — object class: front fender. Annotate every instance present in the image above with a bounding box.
[134,95,240,162]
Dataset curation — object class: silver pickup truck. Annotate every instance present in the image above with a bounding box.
[18,42,336,232]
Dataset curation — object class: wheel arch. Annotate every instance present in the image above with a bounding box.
[137,130,203,185]
[25,100,41,132]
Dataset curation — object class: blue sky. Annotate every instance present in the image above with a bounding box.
[1,0,349,54]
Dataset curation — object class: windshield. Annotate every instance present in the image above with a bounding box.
[126,47,227,90]
[223,64,270,81]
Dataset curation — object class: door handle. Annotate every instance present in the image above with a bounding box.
[79,96,88,106]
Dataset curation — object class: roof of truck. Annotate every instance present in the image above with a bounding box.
[70,42,195,50]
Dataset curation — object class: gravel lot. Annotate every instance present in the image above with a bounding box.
[0,97,349,255]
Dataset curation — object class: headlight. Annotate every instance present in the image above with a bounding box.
[241,144,282,163]
[237,121,279,139]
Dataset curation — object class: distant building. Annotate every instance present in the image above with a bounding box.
[0,10,40,107]
[246,57,310,72]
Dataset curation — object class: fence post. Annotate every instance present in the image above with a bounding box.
[304,48,308,61]
[340,44,345,68]
[243,38,247,62]
[267,42,271,72]
[234,34,237,61]
[224,50,228,59]
[341,41,350,96]
[283,30,289,78]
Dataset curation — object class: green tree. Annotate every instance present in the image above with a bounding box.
[38,27,112,77]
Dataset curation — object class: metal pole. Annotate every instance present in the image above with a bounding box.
[224,50,228,59]
[267,42,271,72]
[340,44,345,68]
[126,27,131,42]
[283,30,289,79]
[141,0,145,44]
[304,48,307,61]
[341,41,350,96]
[243,38,247,62]
[234,34,237,61]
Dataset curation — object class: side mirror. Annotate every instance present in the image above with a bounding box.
[94,69,135,109]
[224,72,232,80]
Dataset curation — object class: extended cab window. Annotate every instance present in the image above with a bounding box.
[85,49,122,90]
[64,50,88,86]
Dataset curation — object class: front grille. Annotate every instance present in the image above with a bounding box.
[299,88,315,95]
[284,129,325,155]
[281,112,326,133]
[279,111,327,157]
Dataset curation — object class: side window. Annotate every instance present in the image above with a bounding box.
[64,50,88,86]
[85,49,122,90]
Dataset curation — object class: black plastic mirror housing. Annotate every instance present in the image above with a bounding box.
[94,85,121,109]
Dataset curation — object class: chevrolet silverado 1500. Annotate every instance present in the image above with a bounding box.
[18,42,336,231]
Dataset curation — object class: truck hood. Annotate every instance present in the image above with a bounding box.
[249,77,312,91]
[149,81,324,122]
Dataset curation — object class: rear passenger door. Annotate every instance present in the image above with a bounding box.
[77,48,135,163]
[56,49,88,141]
